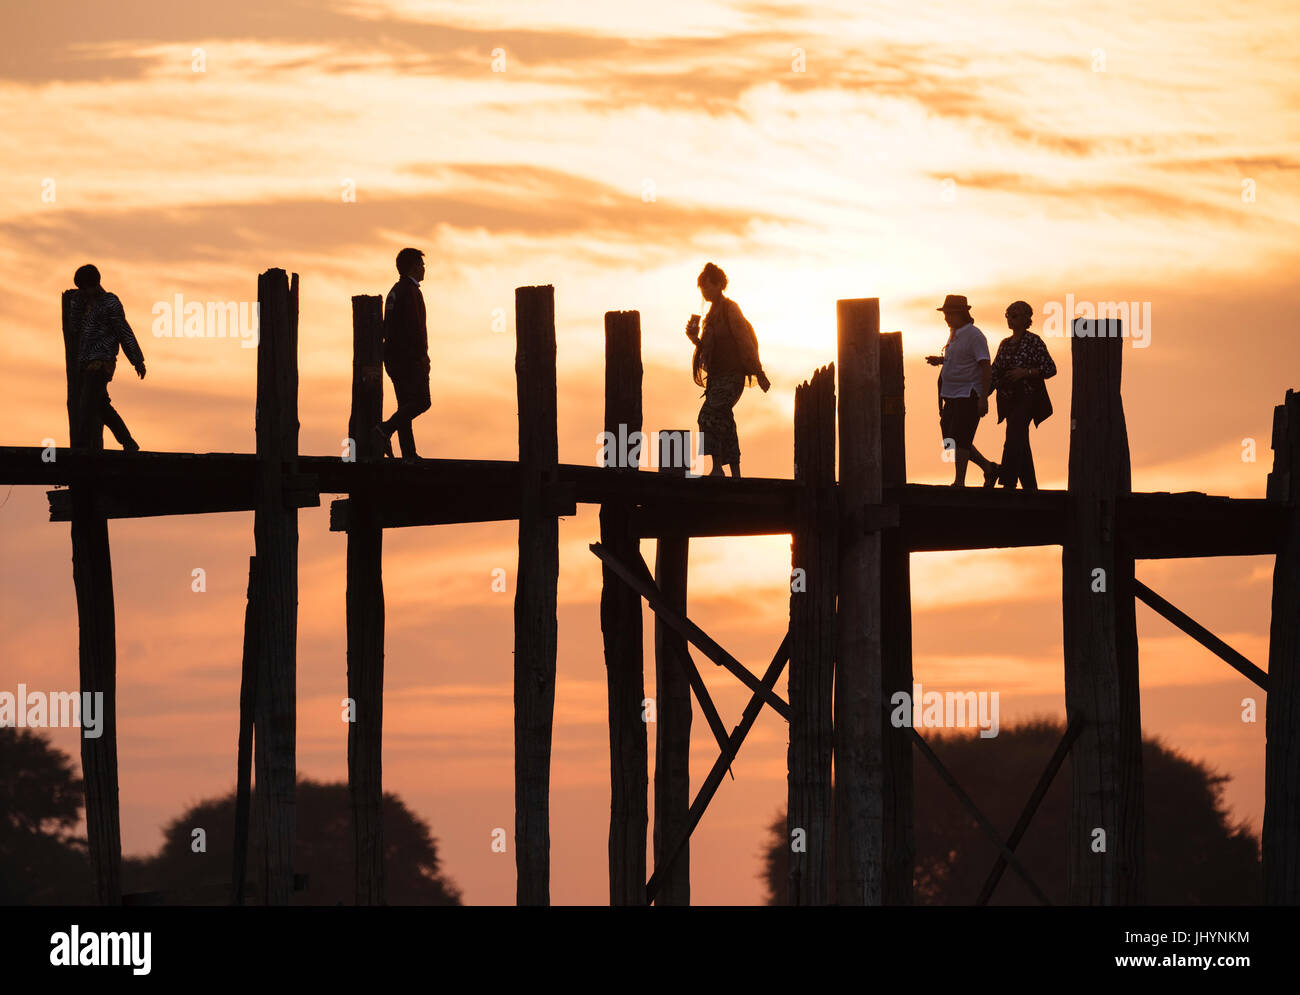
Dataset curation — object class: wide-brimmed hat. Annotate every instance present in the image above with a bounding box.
[937,294,971,312]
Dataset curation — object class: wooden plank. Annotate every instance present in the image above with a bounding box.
[1122,493,1284,559]
[252,268,299,905]
[600,309,648,905]
[589,542,791,720]
[346,294,386,905]
[652,429,692,905]
[1062,317,1144,905]
[975,715,1085,905]
[647,633,792,904]
[835,297,883,905]
[630,502,799,538]
[787,364,836,905]
[232,555,258,905]
[909,728,1053,906]
[63,288,121,906]
[1135,580,1267,690]
[879,331,914,906]
[514,285,559,906]
[1265,388,1300,903]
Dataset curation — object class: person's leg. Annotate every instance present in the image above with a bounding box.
[102,394,138,450]
[1002,396,1033,489]
[699,376,741,477]
[76,366,110,452]
[1021,425,1038,491]
[946,395,978,486]
[384,374,430,459]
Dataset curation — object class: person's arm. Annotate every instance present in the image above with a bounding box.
[112,297,146,377]
[1036,337,1057,380]
[978,359,991,414]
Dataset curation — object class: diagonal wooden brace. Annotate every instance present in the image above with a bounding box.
[647,631,792,904]
[976,715,1086,905]
[909,727,1054,907]
[589,542,791,720]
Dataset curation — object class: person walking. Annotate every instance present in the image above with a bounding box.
[925,294,998,487]
[990,300,1056,490]
[71,264,145,452]
[684,262,770,477]
[376,247,431,460]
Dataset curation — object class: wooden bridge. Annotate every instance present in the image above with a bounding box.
[2,268,1297,905]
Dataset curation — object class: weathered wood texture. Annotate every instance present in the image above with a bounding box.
[1265,388,1300,903]
[62,288,122,906]
[787,364,836,905]
[1061,319,1144,904]
[835,298,883,905]
[652,430,692,905]
[232,555,258,905]
[600,310,647,904]
[346,294,386,904]
[879,331,914,905]
[253,268,299,905]
[514,285,559,906]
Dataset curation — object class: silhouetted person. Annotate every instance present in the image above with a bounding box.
[685,262,770,477]
[925,294,997,486]
[72,264,145,452]
[990,300,1056,490]
[376,247,431,460]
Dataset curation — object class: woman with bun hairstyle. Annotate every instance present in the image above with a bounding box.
[684,262,771,477]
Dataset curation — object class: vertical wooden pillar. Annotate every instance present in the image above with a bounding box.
[879,331,914,904]
[1265,388,1300,903]
[347,294,386,905]
[253,268,300,906]
[835,298,883,905]
[1062,317,1143,904]
[787,365,837,904]
[601,309,647,905]
[61,289,121,905]
[652,428,692,905]
[232,554,258,904]
[514,285,559,906]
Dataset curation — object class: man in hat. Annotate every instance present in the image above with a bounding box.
[925,294,998,487]
[375,247,431,459]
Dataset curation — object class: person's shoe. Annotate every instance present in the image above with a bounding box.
[122,438,140,453]
[983,462,1000,488]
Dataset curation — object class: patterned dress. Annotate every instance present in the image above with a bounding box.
[695,298,757,464]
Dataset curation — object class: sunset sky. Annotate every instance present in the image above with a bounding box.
[2,0,1298,904]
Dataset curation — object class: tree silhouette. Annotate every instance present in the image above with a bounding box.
[0,728,92,904]
[124,778,463,905]
[761,718,1261,904]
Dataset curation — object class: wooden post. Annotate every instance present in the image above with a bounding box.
[514,285,559,906]
[835,298,883,905]
[1265,388,1300,903]
[601,309,647,905]
[787,365,837,904]
[253,268,300,905]
[879,331,914,905]
[347,294,386,905]
[1062,317,1143,904]
[232,555,258,904]
[652,428,692,905]
[62,289,122,905]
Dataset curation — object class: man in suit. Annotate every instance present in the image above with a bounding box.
[376,247,431,459]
